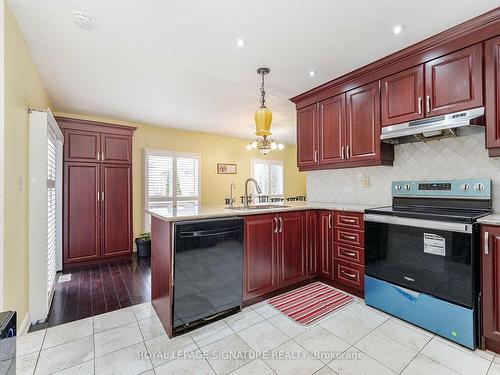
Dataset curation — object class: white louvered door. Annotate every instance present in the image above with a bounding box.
[47,133,57,300]
[29,110,63,323]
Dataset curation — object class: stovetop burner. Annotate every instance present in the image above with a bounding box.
[365,179,492,223]
[365,205,491,223]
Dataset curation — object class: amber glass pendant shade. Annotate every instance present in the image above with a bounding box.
[254,107,272,136]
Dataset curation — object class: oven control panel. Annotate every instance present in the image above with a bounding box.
[392,179,491,198]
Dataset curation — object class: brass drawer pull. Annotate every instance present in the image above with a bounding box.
[342,270,357,279]
[342,218,356,223]
[341,250,357,257]
[342,234,356,240]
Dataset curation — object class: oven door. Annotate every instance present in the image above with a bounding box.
[364,214,478,308]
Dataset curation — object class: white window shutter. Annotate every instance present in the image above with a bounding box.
[144,150,200,231]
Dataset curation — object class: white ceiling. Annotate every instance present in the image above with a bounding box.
[8,0,499,144]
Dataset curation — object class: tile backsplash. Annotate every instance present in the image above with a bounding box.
[306,133,500,211]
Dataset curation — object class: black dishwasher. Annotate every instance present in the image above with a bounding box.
[173,217,243,334]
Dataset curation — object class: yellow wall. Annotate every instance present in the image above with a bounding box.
[4,4,52,323]
[54,112,306,235]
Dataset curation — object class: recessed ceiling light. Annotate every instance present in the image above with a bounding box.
[72,12,94,30]
[235,38,246,48]
[308,70,316,77]
[391,25,406,35]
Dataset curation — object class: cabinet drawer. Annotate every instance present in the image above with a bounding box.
[334,259,364,291]
[335,228,364,247]
[334,212,364,230]
[334,243,364,265]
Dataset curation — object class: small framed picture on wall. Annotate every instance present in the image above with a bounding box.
[217,163,237,174]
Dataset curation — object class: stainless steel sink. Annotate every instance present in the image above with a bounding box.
[226,204,290,210]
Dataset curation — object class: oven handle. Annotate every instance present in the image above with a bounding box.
[364,214,472,233]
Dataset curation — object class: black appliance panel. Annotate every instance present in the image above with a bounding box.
[365,221,478,308]
[173,218,243,333]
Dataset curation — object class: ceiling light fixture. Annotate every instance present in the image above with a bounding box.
[236,38,246,47]
[391,25,406,35]
[246,68,284,154]
[72,12,94,30]
[309,70,316,77]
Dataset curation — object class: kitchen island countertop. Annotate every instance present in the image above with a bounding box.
[146,201,378,222]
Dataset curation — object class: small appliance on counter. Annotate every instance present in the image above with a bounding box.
[0,311,16,375]
[172,217,243,335]
[364,179,492,349]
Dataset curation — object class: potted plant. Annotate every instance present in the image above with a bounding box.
[135,232,151,258]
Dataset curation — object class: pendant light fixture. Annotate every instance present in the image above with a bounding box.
[246,67,284,154]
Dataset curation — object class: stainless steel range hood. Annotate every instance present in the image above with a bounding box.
[380,107,485,144]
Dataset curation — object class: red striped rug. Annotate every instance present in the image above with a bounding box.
[268,282,354,325]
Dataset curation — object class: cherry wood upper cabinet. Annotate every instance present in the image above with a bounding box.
[425,43,482,117]
[485,36,500,157]
[381,65,424,126]
[481,225,500,353]
[318,211,333,279]
[278,211,306,287]
[101,164,132,258]
[64,162,101,263]
[101,134,132,164]
[64,129,100,162]
[319,94,347,165]
[306,211,319,277]
[346,82,381,163]
[243,214,278,300]
[297,104,319,167]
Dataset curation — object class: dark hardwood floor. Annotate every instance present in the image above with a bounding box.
[29,255,151,332]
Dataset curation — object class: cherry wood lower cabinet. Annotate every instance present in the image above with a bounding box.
[244,211,307,300]
[243,209,365,302]
[481,225,500,352]
[243,214,279,300]
[319,211,334,279]
[332,211,365,292]
[306,211,319,277]
[278,211,307,287]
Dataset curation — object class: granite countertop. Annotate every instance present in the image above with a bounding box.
[477,213,500,226]
[146,201,379,222]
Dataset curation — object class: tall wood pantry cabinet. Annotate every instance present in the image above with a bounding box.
[57,117,136,267]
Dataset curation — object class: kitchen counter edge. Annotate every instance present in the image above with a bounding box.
[477,213,500,226]
[146,202,378,222]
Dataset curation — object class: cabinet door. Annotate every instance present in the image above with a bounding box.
[306,210,319,277]
[278,211,306,287]
[381,65,424,126]
[297,104,319,168]
[485,36,500,152]
[319,94,347,165]
[64,163,100,263]
[101,164,132,258]
[481,226,500,345]
[64,129,100,162]
[101,134,132,164]
[425,43,482,116]
[243,214,278,299]
[346,82,381,163]
[318,211,333,279]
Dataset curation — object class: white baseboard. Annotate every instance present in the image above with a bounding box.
[18,312,31,336]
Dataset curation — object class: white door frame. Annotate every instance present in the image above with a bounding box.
[0,0,6,310]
